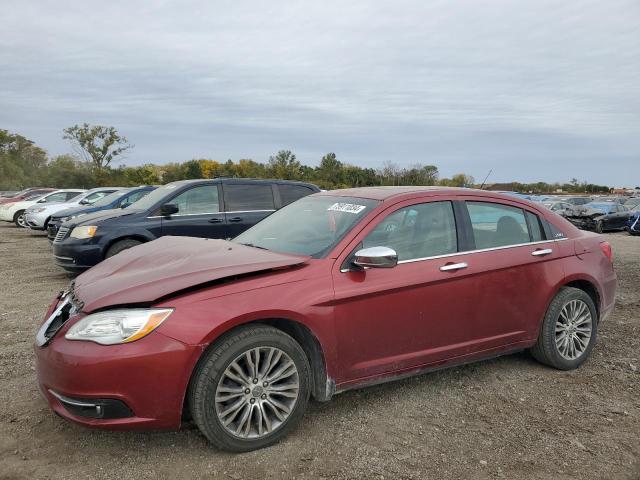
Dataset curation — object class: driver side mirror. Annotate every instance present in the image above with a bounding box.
[160,203,179,217]
[352,246,398,269]
[120,202,130,209]
[79,199,90,205]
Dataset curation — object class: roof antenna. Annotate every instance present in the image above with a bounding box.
[479,169,493,190]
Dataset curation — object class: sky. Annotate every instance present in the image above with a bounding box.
[1,0,638,186]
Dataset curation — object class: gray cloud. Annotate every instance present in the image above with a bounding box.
[1,0,638,185]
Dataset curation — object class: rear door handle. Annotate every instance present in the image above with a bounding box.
[228,217,242,223]
[208,218,223,223]
[440,262,468,272]
[532,248,553,256]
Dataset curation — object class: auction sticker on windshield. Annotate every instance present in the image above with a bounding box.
[328,203,367,214]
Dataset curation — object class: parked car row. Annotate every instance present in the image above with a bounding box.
[2,179,322,271]
[519,194,640,235]
[26,185,617,451]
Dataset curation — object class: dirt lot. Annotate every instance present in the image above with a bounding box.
[0,222,638,480]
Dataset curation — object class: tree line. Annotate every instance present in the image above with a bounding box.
[0,126,612,194]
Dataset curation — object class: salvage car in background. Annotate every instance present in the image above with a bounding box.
[25,187,121,231]
[0,189,85,227]
[47,186,156,241]
[592,206,639,233]
[564,201,627,231]
[51,178,320,271]
[35,187,616,451]
[628,211,640,236]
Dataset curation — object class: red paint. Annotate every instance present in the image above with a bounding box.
[34,188,617,431]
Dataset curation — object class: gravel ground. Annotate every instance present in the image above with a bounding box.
[0,222,638,480]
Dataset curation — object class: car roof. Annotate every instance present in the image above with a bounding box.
[315,186,520,202]
[165,178,318,188]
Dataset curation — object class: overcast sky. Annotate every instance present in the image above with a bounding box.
[1,0,638,185]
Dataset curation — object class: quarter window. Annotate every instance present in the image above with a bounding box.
[224,184,275,211]
[279,185,314,206]
[170,185,220,215]
[466,202,530,249]
[363,201,458,261]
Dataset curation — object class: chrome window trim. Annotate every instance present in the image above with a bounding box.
[340,238,568,272]
[146,209,275,219]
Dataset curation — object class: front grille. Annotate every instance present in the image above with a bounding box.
[47,223,58,237]
[54,226,70,243]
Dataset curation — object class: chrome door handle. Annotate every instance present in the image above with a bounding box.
[440,262,468,272]
[531,248,553,256]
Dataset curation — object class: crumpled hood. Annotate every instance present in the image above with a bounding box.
[74,236,310,312]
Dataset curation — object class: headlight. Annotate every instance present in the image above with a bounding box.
[70,225,98,239]
[30,207,46,213]
[65,308,173,345]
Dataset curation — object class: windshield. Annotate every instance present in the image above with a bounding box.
[124,183,178,211]
[91,189,132,208]
[234,195,379,257]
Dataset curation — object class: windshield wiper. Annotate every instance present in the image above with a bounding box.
[237,242,269,251]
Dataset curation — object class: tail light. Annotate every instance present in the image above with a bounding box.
[599,241,613,263]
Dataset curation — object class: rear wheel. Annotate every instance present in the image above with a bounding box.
[530,287,597,370]
[105,239,142,258]
[13,210,26,228]
[188,325,310,452]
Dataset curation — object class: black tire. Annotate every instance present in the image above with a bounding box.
[530,287,598,370]
[105,239,142,258]
[13,210,26,228]
[594,220,603,234]
[188,325,311,452]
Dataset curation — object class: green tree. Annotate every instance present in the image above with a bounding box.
[63,124,132,183]
[266,150,302,180]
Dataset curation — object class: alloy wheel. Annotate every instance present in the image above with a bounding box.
[555,299,593,360]
[16,213,26,228]
[215,346,300,439]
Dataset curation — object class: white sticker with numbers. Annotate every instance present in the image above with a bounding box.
[327,203,367,214]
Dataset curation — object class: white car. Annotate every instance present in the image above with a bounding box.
[0,189,86,227]
[24,187,123,231]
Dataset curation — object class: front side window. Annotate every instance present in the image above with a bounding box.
[224,184,275,211]
[234,195,379,257]
[363,201,458,261]
[42,192,70,202]
[467,202,530,249]
[83,191,112,204]
[169,185,219,215]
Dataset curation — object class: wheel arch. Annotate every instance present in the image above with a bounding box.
[103,234,150,258]
[182,317,333,421]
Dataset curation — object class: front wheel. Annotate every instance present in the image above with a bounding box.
[13,210,26,228]
[594,220,603,233]
[188,325,311,452]
[530,287,598,370]
[105,239,142,258]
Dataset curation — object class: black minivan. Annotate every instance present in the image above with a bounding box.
[52,178,320,271]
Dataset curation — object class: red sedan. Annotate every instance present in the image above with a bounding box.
[35,187,616,451]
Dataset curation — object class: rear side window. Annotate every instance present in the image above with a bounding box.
[64,192,81,200]
[363,201,457,261]
[170,185,220,214]
[466,202,530,249]
[224,184,275,211]
[279,184,314,206]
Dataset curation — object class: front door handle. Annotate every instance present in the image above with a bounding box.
[531,248,553,256]
[228,217,242,223]
[440,262,468,272]
[208,218,223,223]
